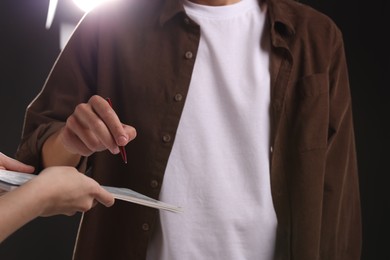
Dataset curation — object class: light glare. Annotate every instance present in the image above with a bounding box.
[72,0,114,13]
[46,0,58,29]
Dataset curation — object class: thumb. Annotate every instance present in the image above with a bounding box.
[94,186,115,207]
[118,125,137,146]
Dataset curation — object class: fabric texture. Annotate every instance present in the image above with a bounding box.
[146,0,276,259]
[16,0,362,259]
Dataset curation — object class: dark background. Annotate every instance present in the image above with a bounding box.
[0,0,388,259]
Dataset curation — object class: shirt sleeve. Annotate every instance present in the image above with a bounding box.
[322,28,362,259]
[15,11,100,173]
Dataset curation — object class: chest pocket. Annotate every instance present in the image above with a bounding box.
[285,73,329,152]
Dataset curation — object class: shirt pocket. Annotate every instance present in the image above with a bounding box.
[285,73,329,152]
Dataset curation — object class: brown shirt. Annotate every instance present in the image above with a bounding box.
[16,0,361,259]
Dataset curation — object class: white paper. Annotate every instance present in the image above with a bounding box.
[0,169,181,213]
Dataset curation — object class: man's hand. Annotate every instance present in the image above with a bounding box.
[42,95,137,167]
[60,95,137,157]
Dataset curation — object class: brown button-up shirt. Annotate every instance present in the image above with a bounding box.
[16,0,361,259]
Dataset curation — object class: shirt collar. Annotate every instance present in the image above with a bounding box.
[158,0,295,40]
[159,0,185,26]
[266,0,296,49]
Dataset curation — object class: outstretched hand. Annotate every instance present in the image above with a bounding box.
[32,166,115,217]
[0,164,115,243]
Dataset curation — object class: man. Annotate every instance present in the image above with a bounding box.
[0,153,114,243]
[16,0,361,259]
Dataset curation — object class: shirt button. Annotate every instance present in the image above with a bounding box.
[162,134,171,143]
[150,180,159,188]
[184,17,190,25]
[174,93,183,102]
[185,51,193,59]
[142,223,150,231]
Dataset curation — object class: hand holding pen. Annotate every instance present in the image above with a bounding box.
[59,95,136,160]
[105,97,128,163]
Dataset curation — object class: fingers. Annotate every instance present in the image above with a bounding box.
[92,96,137,146]
[74,172,115,209]
[91,96,129,146]
[62,95,136,156]
[66,184,114,212]
[0,152,35,173]
[94,186,115,207]
[123,124,137,142]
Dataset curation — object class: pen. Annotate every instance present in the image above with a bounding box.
[105,97,128,164]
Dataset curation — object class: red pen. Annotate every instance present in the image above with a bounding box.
[105,97,128,164]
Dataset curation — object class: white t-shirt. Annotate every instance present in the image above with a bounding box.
[147,0,277,259]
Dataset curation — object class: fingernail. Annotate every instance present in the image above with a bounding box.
[112,147,120,154]
[117,136,128,146]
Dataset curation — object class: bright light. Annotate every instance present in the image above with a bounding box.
[72,0,115,13]
[46,0,58,29]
